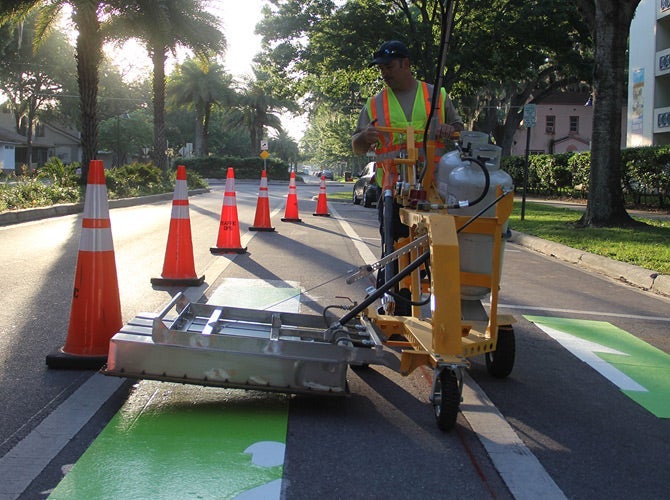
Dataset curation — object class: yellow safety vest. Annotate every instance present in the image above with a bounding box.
[367,82,446,188]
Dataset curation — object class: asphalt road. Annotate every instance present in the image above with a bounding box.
[1,178,668,499]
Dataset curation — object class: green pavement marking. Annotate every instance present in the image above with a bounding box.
[50,279,298,499]
[49,387,288,499]
[526,315,670,418]
[209,277,301,312]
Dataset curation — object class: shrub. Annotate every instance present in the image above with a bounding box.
[36,157,80,188]
[105,162,171,199]
[180,156,291,181]
[504,145,669,207]
[567,151,590,196]
[622,146,670,207]
[0,175,80,210]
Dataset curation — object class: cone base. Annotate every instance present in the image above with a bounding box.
[46,348,107,370]
[151,274,206,287]
[249,226,276,232]
[281,217,302,223]
[210,246,248,255]
[313,212,331,217]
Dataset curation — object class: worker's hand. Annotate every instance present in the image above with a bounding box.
[362,119,380,147]
[435,123,458,138]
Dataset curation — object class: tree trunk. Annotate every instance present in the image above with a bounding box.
[194,109,205,157]
[73,0,102,184]
[152,48,168,173]
[202,103,211,157]
[499,93,528,157]
[26,98,35,168]
[580,0,640,227]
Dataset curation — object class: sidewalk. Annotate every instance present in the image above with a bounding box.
[515,197,670,298]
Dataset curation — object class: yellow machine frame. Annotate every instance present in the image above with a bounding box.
[367,125,514,375]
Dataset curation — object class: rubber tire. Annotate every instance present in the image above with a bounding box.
[363,188,373,208]
[433,368,460,432]
[485,325,515,378]
[353,187,361,205]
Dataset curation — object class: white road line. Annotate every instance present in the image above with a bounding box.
[495,303,670,323]
[0,374,124,499]
[461,375,566,500]
[330,205,378,265]
[333,209,566,500]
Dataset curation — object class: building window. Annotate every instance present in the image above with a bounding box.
[569,116,579,134]
[545,115,555,134]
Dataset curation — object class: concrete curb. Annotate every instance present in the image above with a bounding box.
[2,193,667,299]
[510,230,670,298]
[0,189,209,227]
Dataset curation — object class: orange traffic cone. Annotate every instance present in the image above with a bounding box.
[313,175,330,217]
[46,160,123,369]
[211,167,247,254]
[281,171,302,222]
[151,165,205,286]
[249,169,275,232]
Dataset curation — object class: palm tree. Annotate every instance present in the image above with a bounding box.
[1,0,106,183]
[104,0,225,171]
[269,130,300,166]
[232,71,293,156]
[167,57,234,157]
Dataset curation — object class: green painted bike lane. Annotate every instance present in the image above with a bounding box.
[526,316,670,418]
[50,279,300,499]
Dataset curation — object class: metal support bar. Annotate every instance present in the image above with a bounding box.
[337,250,430,326]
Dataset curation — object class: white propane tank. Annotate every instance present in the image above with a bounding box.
[435,131,489,203]
[446,143,513,300]
[435,150,465,201]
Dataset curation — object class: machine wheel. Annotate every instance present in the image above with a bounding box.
[485,325,515,378]
[352,187,361,205]
[433,368,460,432]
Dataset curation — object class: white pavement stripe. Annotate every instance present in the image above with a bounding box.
[0,374,124,500]
[329,205,377,265]
[334,211,566,500]
[533,324,648,392]
[461,374,567,500]
[494,303,670,323]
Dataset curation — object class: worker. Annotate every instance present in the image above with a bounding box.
[351,40,464,308]
[352,40,464,162]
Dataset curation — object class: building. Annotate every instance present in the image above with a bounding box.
[627,0,670,146]
[0,108,81,173]
[510,92,594,156]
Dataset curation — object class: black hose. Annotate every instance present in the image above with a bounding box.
[383,189,394,286]
[447,156,490,209]
[388,289,431,307]
[456,189,512,234]
[338,251,430,325]
[419,0,458,184]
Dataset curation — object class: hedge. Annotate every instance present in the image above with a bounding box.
[178,156,292,181]
[501,145,670,207]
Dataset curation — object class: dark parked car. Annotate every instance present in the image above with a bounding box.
[321,169,334,180]
[352,162,379,207]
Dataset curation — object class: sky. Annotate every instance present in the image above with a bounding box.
[68,0,307,141]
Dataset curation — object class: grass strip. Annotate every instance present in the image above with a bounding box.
[332,191,668,274]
